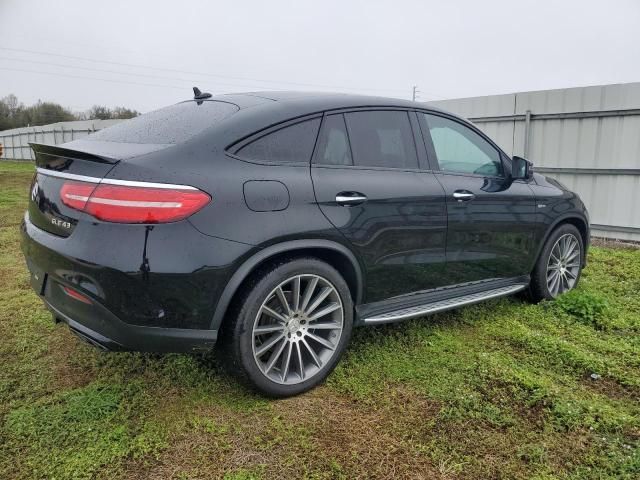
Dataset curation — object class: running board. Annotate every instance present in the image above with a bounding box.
[362,284,527,324]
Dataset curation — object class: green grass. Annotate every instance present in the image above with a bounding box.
[0,160,638,479]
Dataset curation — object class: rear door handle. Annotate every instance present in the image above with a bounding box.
[335,192,368,206]
[452,190,475,202]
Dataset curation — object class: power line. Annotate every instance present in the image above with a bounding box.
[0,55,326,92]
[0,66,192,92]
[0,46,410,96]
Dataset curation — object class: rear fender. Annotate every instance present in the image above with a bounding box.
[210,239,363,330]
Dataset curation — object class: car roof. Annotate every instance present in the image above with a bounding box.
[212,91,449,115]
[175,91,463,151]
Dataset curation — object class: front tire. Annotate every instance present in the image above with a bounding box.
[529,224,584,302]
[220,257,353,397]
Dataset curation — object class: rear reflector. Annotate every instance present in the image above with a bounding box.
[62,285,93,304]
[60,180,210,223]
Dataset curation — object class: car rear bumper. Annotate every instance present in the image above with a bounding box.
[21,211,253,352]
[44,298,217,352]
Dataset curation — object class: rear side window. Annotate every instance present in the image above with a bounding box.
[88,101,239,144]
[237,118,321,163]
[345,111,418,169]
[313,114,352,166]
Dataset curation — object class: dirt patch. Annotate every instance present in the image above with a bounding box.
[120,401,279,480]
[272,386,443,479]
[86,375,605,480]
[581,374,640,402]
[123,386,445,480]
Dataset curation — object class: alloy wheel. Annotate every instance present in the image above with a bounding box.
[546,233,581,297]
[251,274,344,385]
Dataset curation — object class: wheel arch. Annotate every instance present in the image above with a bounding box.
[532,214,590,271]
[210,239,364,331]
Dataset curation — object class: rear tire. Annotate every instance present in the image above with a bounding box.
[219,257,353,397]
[529,224,584,302]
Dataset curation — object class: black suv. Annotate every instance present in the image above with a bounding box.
[21,91,589,396]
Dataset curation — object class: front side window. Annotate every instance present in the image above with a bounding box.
[423,113,503,176]
[345,111,418,169]
[237,118,321,163]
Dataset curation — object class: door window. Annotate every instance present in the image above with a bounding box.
[313,114,353,166]
[423,113,503,176]
[344,111,418,169]
[237,118,320,163]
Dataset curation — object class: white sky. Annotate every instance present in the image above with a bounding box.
[0,0,639,113]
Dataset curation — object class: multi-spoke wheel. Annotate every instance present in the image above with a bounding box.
[219,258,353,397]
[546,233,581,297]
[529,224,584,302]
[252,274,344,385]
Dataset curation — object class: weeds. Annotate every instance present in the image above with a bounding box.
[0,161,638,479]
[556,290,610,329]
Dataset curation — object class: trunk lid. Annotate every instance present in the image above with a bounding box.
[28,143,117,237]
[27,99,239,237]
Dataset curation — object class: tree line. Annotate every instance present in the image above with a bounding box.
[0,94,139,131]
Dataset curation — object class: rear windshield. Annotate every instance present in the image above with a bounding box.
[86,100,239,144]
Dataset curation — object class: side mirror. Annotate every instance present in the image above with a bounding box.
[511,156,533,180]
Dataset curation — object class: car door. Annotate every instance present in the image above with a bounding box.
[311,110,447,303]
[419,112,538,285]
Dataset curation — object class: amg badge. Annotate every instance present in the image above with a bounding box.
[51,218,71,229]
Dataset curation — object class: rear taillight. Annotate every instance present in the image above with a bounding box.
[60,180,210,223]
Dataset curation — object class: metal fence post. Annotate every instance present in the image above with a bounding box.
[523,109,532,158]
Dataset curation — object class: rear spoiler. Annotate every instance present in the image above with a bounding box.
[29,142,118,166]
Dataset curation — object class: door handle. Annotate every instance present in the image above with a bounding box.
[335,192,368,206]
[453,190,475,202]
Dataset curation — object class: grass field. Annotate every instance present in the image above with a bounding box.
[0,160,638,479]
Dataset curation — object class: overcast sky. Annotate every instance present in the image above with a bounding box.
[0,0,639,114]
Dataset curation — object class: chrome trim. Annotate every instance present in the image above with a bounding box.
[453,192,475,201]
[36,168,101,184]
[100,178,198,190]
[335,195,367,205]
[36,167,199,190]
[363,284,526,324]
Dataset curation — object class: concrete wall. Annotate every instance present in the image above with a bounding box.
[427,82,640,241]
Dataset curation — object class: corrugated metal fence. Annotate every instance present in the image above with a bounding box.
[427,82,640,242]
[0,119,123,161]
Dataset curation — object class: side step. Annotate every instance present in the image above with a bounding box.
[362,284,527,324]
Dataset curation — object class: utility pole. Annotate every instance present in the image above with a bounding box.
[412,85,419,101]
